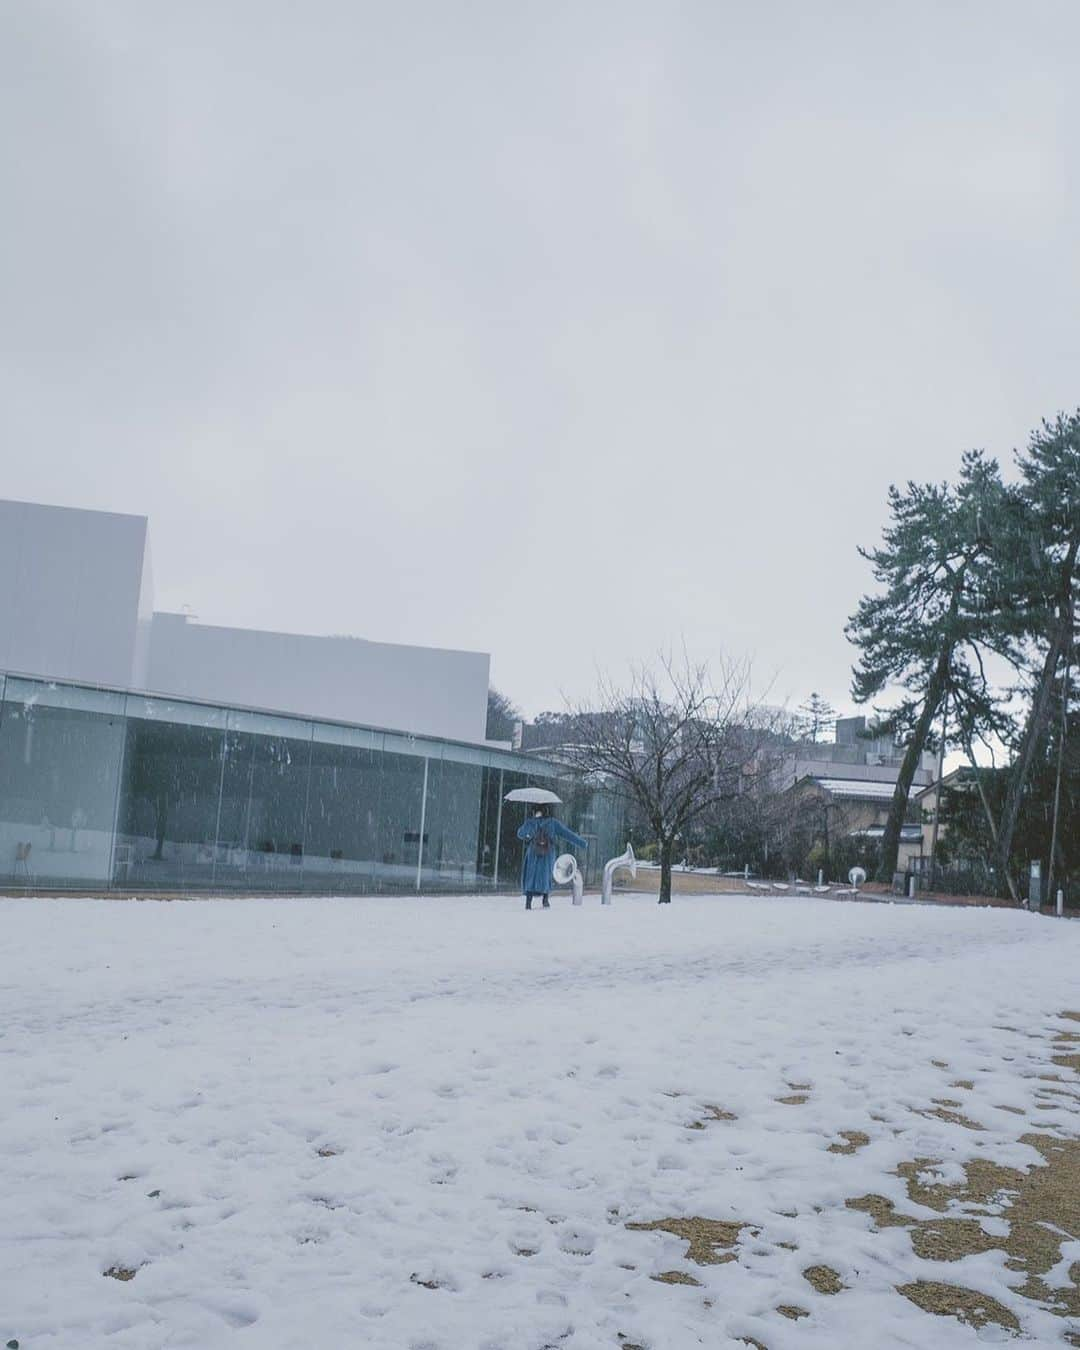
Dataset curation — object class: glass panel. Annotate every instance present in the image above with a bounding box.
[0,680,125,885]
[475,766,502,888]
[114,715,225,888]
[382,731,429,759]
[375,749,426,888]
[555,774,600,885]
[420,756,483,891]
[311,721,381,752]
[124,693,227,729]
[303,736,382,891]
[6,675,125,716]
[497,770,529,887]
[215,713,312,890]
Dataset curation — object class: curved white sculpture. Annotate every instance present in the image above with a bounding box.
[552,852,584,906]
[601,843,636,905]
[848,866,867,889]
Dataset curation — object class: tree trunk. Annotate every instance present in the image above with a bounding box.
[1046,614,1072,903]
[877,569,966,884]
[997,547,1076,897]
[876,659,949,882]
[658,836,674,904]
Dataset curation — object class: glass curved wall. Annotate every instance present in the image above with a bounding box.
[0,674,623,894]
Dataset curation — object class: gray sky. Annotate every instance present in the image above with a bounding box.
[3,1,1078,721]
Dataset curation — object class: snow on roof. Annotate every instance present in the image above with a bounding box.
[814,778,903,801]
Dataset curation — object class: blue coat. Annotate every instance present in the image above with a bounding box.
[517,816,588,895]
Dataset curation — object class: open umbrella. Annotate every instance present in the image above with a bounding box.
[504,786,563,805]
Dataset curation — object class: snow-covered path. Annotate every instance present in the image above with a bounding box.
[1,895,1077,1349]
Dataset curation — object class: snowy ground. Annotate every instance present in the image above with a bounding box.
[1,893,1078,1350]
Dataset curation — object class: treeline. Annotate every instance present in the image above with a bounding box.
[847,411,1079,900]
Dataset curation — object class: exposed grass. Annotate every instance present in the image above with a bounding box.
[897,1281,1019,1331]
[652,1270,701,1286]
[626,1216,744,1266]
[803,1264,843,1294]
[828,1129,870,1155]
[850,1131,1080,1325]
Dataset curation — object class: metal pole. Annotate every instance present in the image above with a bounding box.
[415,756,429,892]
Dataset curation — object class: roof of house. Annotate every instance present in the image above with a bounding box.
[914,766,979,801]
[811,777,900,801]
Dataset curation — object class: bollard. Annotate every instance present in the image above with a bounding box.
[1058,889,1064,918]
[817,868,824,887]
[908,875,916,899]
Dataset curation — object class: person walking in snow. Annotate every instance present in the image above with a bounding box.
[517,806,587,909]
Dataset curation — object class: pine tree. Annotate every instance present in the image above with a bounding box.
[798,692,837,743]
[994,413,1080,897]
[845,451,1008,883]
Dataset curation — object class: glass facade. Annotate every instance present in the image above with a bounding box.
[0,673,624,894]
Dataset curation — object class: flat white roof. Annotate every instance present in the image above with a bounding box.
[815,778,902,800]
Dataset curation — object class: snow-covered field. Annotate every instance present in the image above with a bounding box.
[1,894,1078,1350]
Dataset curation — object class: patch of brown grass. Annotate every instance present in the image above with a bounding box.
[652,1270,701,1286]
[898,1281,1019,1330]
[915,1104,985,1131]
[851,1134,1080,1325]
[776,1304,809,1320]
[626,1216,743,1265]
[776,1094,808,1106]
[103,1266,138,1281]
[950,1079,974,1091]
[803,1264,843,1294]
[828,1130,870,1155]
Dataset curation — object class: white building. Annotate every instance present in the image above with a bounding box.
[0,499,154,690]
[0,498,490,744]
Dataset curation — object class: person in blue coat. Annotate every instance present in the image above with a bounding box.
[516,806,588,909]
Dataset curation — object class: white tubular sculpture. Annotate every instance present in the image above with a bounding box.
[601,843,636,905]
[552,853,584,905]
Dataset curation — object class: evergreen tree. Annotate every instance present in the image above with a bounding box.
[798,692,837,743]
[486,687,520,742]
[845,451,1008,882]
[994,412,1080,896]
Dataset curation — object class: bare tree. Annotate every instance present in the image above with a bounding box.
[560,653,774,904]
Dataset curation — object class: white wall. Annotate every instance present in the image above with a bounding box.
[148,614,490,743]
[0,498,491,744]
[0,499,151,689]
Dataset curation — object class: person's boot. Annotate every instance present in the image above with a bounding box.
[541,896,550,908]
[525,897,532,910]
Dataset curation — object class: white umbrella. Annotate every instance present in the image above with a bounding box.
[504,786,563,805]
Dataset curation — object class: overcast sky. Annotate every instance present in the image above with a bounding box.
[3,2,1078,720]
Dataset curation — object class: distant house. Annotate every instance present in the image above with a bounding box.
[913,766,983,862]
[784,774,925,872]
